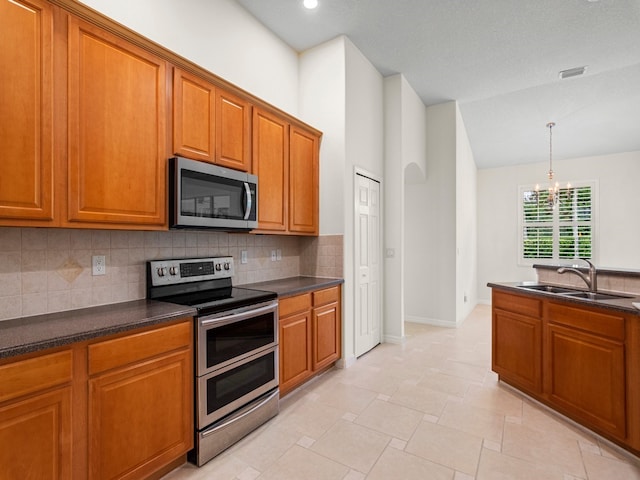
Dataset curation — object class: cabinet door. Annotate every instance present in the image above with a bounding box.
[492,308,542,394]
[216,90,251,171]
[546,323,626,439]
[67,17,167,227]
[0,0,55,224]
[253,108,288,232]
[279,311,312,395]
[289,126,319,235]
[0,387,72,480]
[88,350,192,480]
[172,68,215,162]
[312,301,341,371]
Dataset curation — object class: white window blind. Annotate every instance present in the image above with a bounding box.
[520,182,594,262]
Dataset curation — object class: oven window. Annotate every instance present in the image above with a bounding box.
[181,169,245,220]
[207,351,275,414]
[206,312,275,369]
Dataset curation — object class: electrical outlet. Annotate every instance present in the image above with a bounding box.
[241,250,248,264]
[92,255,106,276]
[271,250,277,262]
[276,249,282,261]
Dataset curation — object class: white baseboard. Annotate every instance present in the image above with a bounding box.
[405,315,457,328]
[383,334,406,344]
[335,354,357,369]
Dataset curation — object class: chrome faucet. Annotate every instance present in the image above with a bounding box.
[557,259,598,292]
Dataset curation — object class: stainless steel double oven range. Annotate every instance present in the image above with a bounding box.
[147,256,279,466]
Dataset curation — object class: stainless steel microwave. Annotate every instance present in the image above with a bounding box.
[169,156,258,230]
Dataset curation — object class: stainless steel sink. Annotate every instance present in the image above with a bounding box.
[518,285,580,294]
[516,284,633,301]
[560,291,632,301]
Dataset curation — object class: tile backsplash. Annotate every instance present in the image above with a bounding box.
[0,228,343,321]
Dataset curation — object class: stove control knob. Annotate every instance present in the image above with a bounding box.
[223,262,230,271]
[215,263,222,271]
[169,266,178,276]
[157,267,167,277]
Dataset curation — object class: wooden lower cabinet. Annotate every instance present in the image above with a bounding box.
[279,286,341,396]
[491,288,640,454]
[0,319,193,480]
[0,350,73,480]
[87,321,193,480]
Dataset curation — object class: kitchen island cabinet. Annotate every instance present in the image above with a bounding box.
[490,285,640,456]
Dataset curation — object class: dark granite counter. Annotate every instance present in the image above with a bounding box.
[488,281,640,316]
[0,300,196,360]
[241,276,343,298]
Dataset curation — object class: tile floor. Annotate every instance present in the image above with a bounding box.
[162,305,640,479]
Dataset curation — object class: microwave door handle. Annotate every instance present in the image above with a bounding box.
[243,182,252,220]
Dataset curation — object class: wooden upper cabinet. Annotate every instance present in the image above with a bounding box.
[173,68,251,171]
[0,0,55,225]
[253,108,288,232]
[216,90,251,171]
[173,68,215,162]
[66,17,167,228]
[289,126,319,235]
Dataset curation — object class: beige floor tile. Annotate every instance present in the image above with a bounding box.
[258,445,349,480]
[273,396,345,439]
[502,422,586,478]
[405,420,483,476]
[438,401,505,444]
[582,451,640,480]
[354,399,423,440]
[311,420,390,474]
[476,448,567,480]
[162,309,640,480]
[228,421,300,472]
[463,383,523,417]
[436,358,488,383]
[367,446,455,480]
[388,381,451,417]
[311,381,378,414]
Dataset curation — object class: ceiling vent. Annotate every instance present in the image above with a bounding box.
[559,66,587,79]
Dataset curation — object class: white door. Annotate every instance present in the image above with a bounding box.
[355,173,381,357]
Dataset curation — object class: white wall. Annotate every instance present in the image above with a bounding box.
[405,102,457,326]
[455,105,478,322]
[477,150,640,302]
[79,0,300,115]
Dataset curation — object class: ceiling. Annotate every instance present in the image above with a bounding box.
[236,0,640,169]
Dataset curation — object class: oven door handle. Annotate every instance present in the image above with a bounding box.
[200,302,277,327]
[201,388,279,437]
[243,182,252,221]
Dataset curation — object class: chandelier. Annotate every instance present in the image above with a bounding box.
[535,122,565,209]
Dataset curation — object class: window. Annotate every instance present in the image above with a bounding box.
[519,182,595,263]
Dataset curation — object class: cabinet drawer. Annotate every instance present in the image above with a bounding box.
[547,303,625,341]
[279,293,312,318]
[493,290,541,318]
[0,350,72,403]
[89,320,192,375]
[313,286,339,307]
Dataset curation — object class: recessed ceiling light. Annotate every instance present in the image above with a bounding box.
[303,0,318,9]
[559,66,588,79]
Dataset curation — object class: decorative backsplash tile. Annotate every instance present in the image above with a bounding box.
[0,227,343,321]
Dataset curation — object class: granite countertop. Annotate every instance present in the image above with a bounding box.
[0,300,197,360]
[241,276,343,298]
[488,281,640,316]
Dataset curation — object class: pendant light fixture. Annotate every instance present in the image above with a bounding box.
[535,122,568,209]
